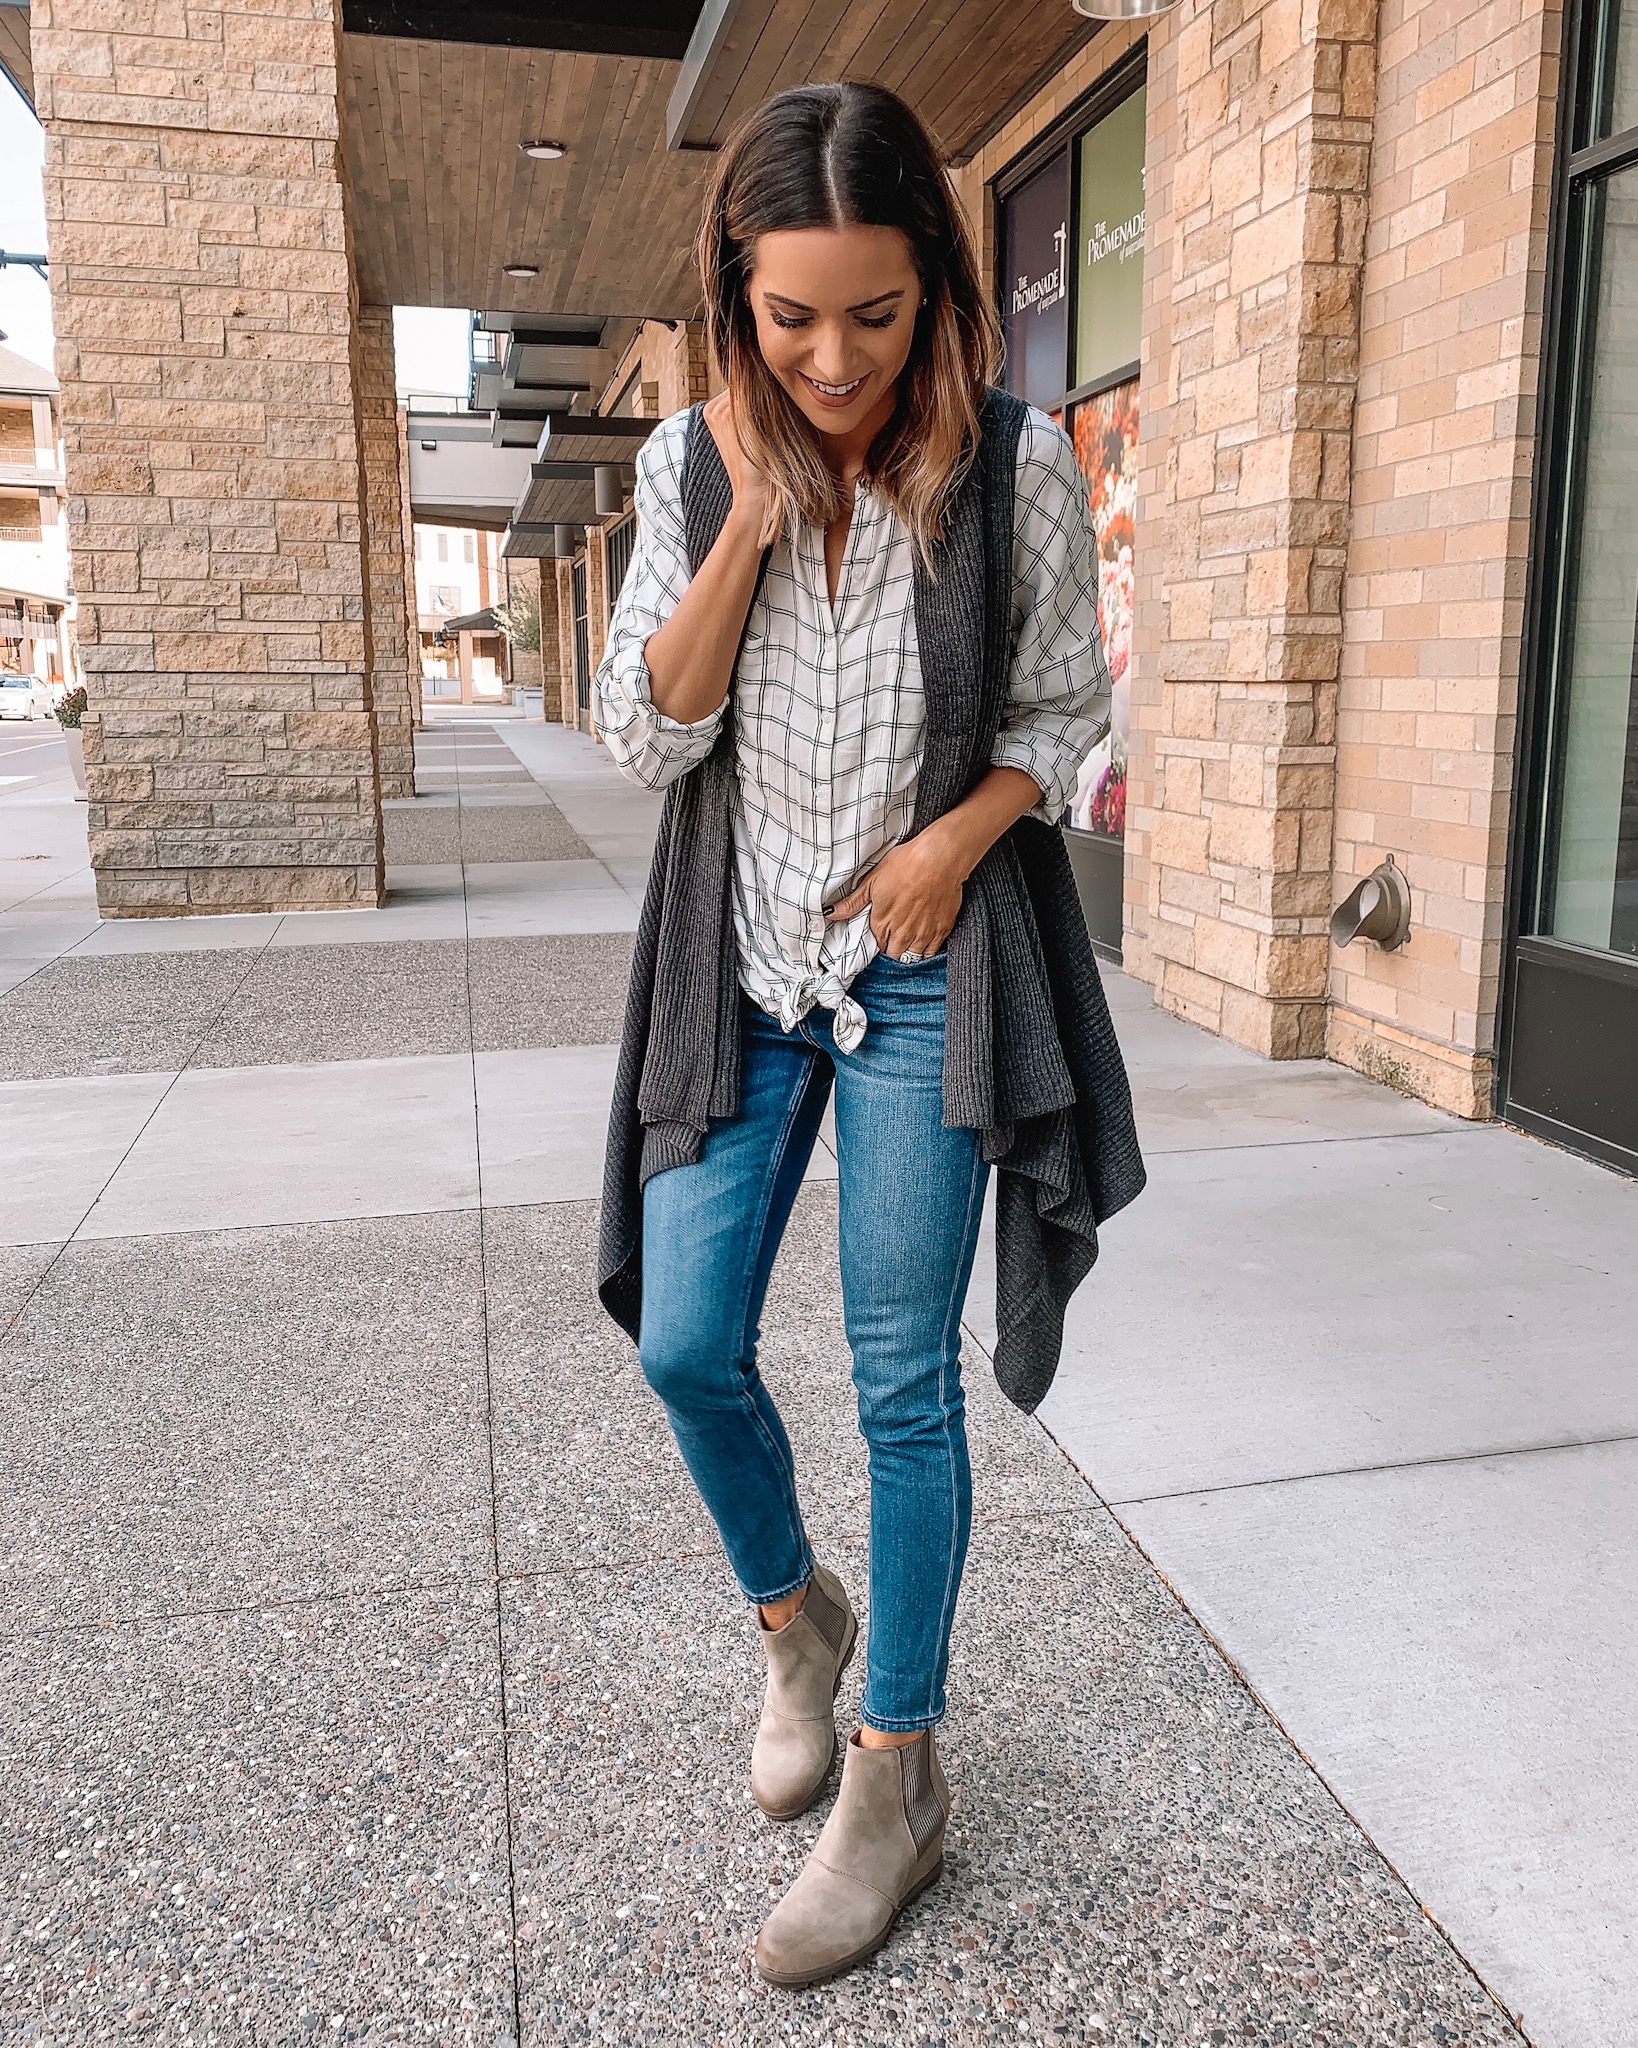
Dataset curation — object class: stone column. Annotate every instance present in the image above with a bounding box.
[536,560,563,720]
[554,559,578,728]
[1140,0,1377,1055]
[355,305,415,799]
[396,398,423,735]
[35,0,384,915]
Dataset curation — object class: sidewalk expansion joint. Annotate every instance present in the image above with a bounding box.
[0,915,286,1346]
[457,741,526,2046]
[0,1569,483,1646]
[1104,1427,1638,1507]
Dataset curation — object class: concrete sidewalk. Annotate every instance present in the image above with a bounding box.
[0,714,1631,2045]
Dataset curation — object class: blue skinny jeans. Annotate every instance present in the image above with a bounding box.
[638,953,989,1732]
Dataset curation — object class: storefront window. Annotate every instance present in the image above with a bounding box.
[1000,151,1069,412]
[1589,0,1638,140]
[1075,87,1147,389]
[996,64,1148,947]
[1502,0,1638,1167]
[1068,382,1139,837]
[1542,170,1638,956]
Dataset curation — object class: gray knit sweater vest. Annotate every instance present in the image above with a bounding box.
[598,391,1145,1411]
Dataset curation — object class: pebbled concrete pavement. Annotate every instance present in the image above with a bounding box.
[0,713,1631,2045]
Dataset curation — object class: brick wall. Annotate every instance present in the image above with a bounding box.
[1330,0,1561,1114]
[954,0,1559,1109]
[34,0,383,914]
[554,557,578,727]
[1138,0,1379,1058]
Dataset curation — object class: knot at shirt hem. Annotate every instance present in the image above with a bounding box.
[772,971,869,1054]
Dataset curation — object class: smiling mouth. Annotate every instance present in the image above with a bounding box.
[802,374,868,400]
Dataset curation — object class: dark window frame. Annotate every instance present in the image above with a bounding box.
[571,555,591,713]
[1499,0,1638,1164]
[604,511,637,611]
[993,41,1149,420]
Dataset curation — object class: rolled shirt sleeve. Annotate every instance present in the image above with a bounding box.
[994,407,1113,821]
[593,410,727,791]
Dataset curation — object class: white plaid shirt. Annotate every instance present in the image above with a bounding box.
[595,405,1110,1052]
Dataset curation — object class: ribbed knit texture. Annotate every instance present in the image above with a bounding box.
[598,393,1145,1412]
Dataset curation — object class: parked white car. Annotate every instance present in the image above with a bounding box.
[0,674,53,720]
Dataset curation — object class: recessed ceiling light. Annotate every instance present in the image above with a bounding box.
[503,263,539,279]
[520,140,567,160]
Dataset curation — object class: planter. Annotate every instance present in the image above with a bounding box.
[62,724,87,802]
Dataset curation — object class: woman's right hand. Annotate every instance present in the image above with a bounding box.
[704,391,774,539]
[641,396,775,725]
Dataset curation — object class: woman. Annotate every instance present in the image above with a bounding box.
[594,82,1143,1988]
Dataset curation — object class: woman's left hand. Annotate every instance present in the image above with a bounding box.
[823,767,1048,961]
[825,827,964,960]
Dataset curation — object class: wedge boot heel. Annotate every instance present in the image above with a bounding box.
[755,1728,952,1989]
[751,1564,858,1822]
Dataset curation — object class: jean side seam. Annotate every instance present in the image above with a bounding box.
[724,1047,824,1591]
[922,1141,988,1725]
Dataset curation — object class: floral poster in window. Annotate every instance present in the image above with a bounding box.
[1069,378,1138,839]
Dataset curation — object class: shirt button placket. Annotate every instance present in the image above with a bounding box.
[812,530,839,968]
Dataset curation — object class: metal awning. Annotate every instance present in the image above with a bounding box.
[439,607,501,634]
[510,470,600,527]
[535,415,655,465]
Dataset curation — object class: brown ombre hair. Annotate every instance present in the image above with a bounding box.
[698,82,1001,559]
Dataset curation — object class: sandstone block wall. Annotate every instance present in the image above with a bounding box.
[1330,0,1561,1115]
[356,303,414,799]
[35,0,384,914]
[533,559,563,719]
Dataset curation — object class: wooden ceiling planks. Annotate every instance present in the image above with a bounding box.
[340,6,1096,319]
[0,8,32,109]
[340,34,712,317]
[917,0,1098,165]
[668,0,1098,161]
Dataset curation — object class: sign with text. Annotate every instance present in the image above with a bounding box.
[1075,87,1147,390]
[1001,150,1070,412]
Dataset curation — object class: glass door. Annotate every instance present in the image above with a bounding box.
[1504,0,1638,1170]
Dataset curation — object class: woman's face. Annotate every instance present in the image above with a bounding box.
[746,225,922,438]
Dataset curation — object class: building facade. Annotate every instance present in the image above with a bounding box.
[23,0,1637,1172]
[0,344,76,702]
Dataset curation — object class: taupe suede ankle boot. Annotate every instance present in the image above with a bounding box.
[754,1728,950,1987]
[751,1564,858,1821]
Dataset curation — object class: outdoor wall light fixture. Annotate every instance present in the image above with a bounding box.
[520,140,567,160]
[1072,0,1183,19]
[1330,855,1412,951]
[504,263,540,279]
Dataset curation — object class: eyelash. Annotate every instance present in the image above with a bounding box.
[768,310,899,330]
